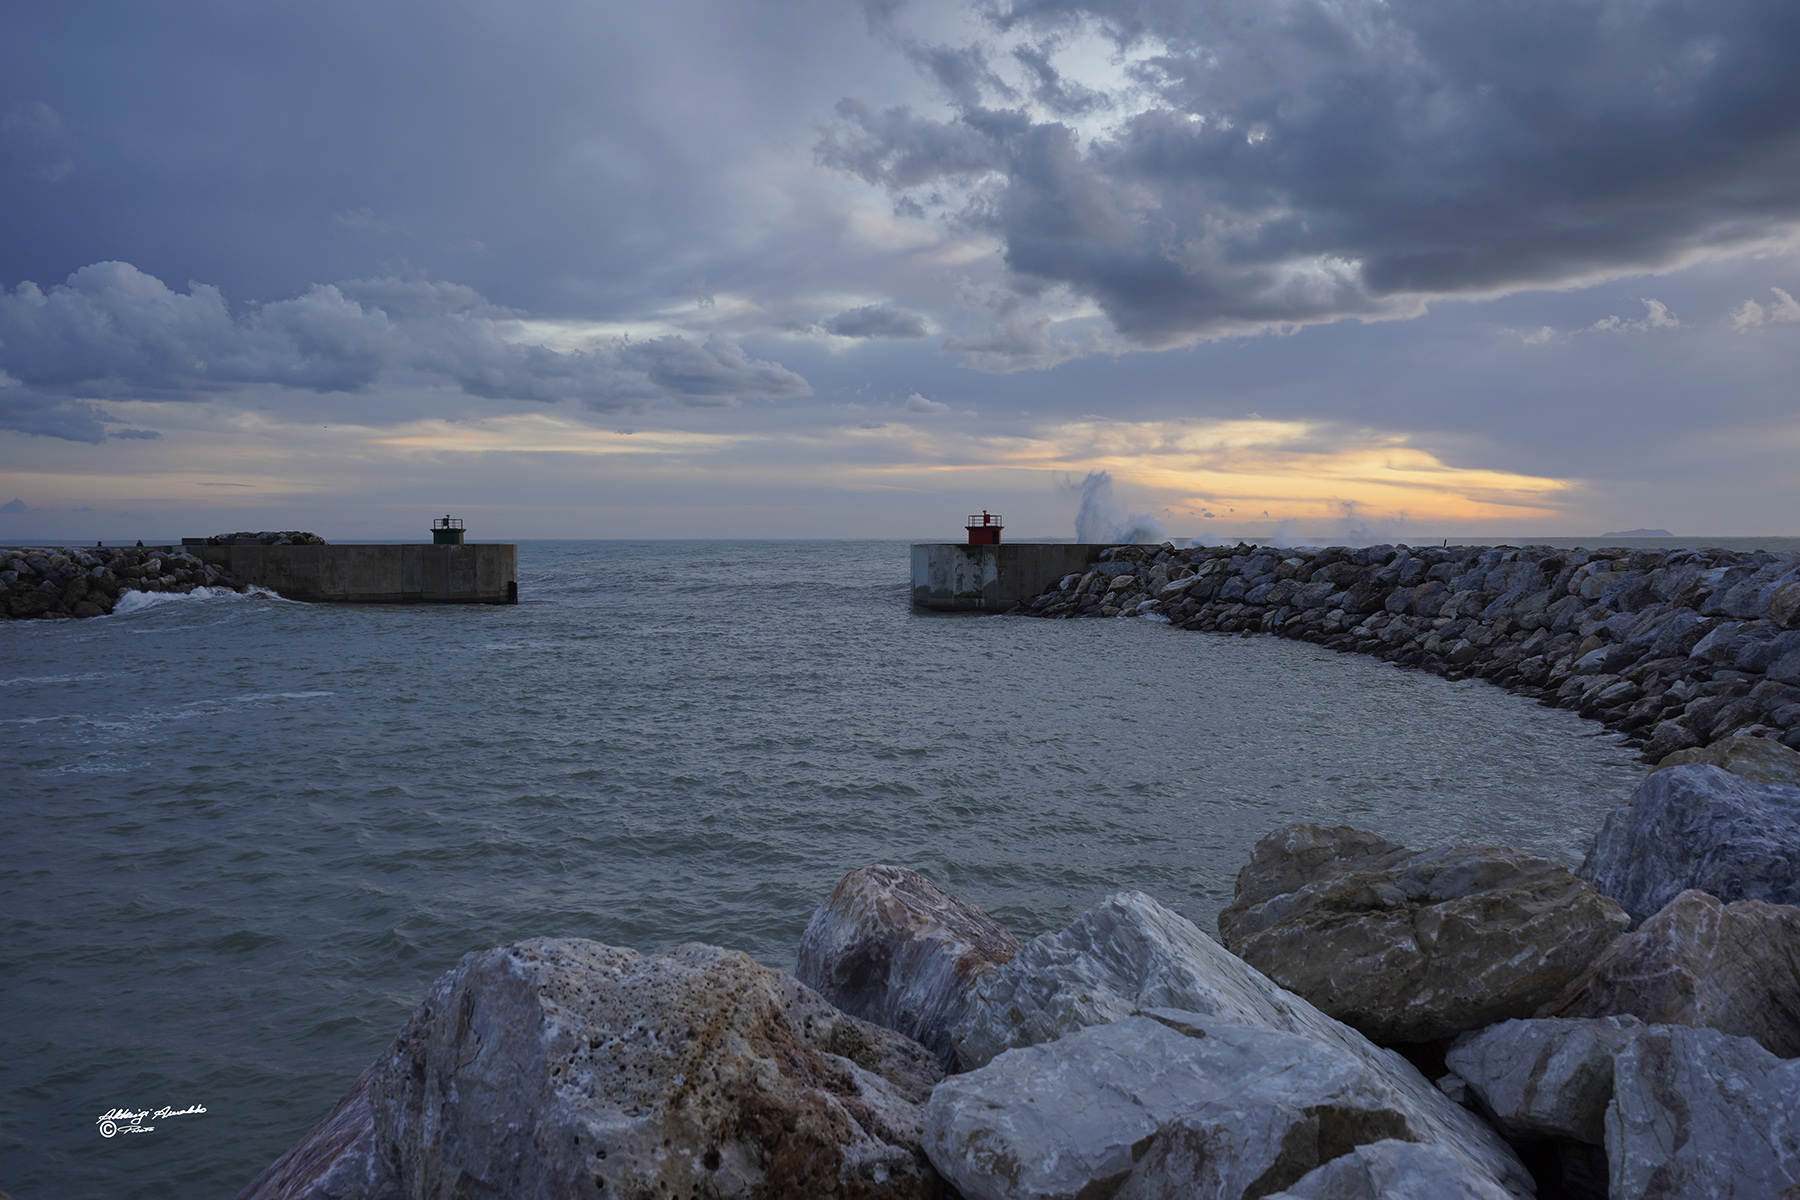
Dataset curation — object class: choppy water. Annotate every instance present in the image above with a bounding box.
[0,540,1644,1199]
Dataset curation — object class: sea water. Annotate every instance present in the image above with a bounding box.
[0,540,1644,1198]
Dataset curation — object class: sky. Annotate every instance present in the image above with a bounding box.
[2,0,1798,543]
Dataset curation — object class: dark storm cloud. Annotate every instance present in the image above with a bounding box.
[1010,42,1102,116]
[0,0,917,322]
[821,304,929,337]
[822,0,1800,342]
[904,42,1016,110]
[0,263,811,439]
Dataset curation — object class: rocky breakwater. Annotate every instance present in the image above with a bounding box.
[0,544,249,619]
[202,530,330,546]
[1018,542,1800,759]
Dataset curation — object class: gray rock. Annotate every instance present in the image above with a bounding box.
[1582,764,1800,922]
[1641,719,1702,761]
[796,864,1021,1072]
[949,892,1530,1193]
[1262,1140,1515,1200]
[1218,825,1411,920]
[1654,733,1800,784]
[370,938,944,1200]
[925,1015,1424,1200]
[1537,888,1800,1057]
[1444,1017,1642,1144]
[1689,620,1743,661]
[1772,580,1800,629]
[1220,826,1627,1043]
[1735,629,1800,672]
[233,1064,399,1200]
[1608,1024,1800,1198]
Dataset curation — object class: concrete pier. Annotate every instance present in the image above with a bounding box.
[190,543,517,604]
[911,543,1107,612]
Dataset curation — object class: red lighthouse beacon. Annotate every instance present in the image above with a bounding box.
[965,510,1003,545]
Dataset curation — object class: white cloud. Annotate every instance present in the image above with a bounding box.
[902,391,950,413]
[1731,287,1800,330]
[1588,299,1680,334]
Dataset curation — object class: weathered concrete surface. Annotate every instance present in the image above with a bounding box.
[1654,731,1800,785]
[1444,1017,1643,1145]
[1582,764,1800,922]
[1538,888,1800,1056]
[910,543,1105,612]
[1262,1140,1516,1200]
[796,864,1021,1071]
[1608,1024,1800,1199]
[192,543,517,604]
[1219,825,1628,1044]
[924,1015,1437,1200]
[233,1063,399,1200]
[948,892,1530,1194]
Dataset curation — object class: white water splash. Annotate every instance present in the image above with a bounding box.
[1068,471,1167,544]
[110,585,288,616]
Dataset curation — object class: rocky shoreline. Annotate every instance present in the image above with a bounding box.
[235,740,1800,1200]
[1013,542,1800,760]
[0,544,251,619]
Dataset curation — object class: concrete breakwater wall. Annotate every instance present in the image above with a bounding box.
[1019,541,1800,759]
[191,542,517,605]
[911,542,1108,611]
[0,541,519,617]
[1,544,248,618]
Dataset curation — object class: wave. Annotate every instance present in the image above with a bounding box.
[110,585,289,616]
[0,671,112,687]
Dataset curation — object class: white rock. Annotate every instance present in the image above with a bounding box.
[796,864,1021,1070]
[924,1013,1421,1200]
[1444,1016,1642,1144]
[1262,1140,1516,1200]
[1607,1024,1800,1199]
[948,892,1530,1195]
[370,938,944,1200]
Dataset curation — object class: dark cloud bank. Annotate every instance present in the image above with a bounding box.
[823,0,1800,344]
[0,263,810,442]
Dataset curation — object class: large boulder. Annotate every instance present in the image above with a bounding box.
[923,1013,1503,1200]
[1581,764,1800,922]
[1443,1017,1643,1145]
[1536,888,1800,1057]
[795,864,1020,1071]
[245,938,947,1200]
[948,892,1529,1194]
[1654,732,1800,786]
[1262,1140,1515,1200]
[1608,1024,1800,1197]
[1218,825,1628,1043]
[234,1064,398,1200]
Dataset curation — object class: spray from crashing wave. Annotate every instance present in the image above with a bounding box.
[110,586,287,616]
[1271,501,1410,548]
[1067,471,1168,544]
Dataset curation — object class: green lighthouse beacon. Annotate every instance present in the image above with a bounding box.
[431,514,465,545]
